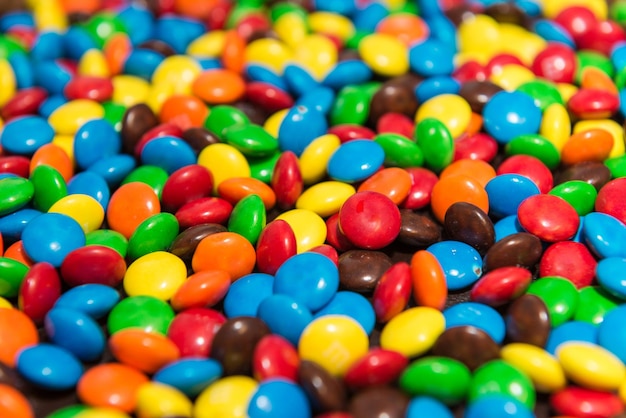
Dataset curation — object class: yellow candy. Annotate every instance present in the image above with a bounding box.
[574,119,625,158]
[136,382,193,418]
[308,11,355,42]
[52,134,75,164]
[458,14,500,56]
[194,376,257,418]
[48,194,104,234]
[293,34,338,80]
[556,83,578,103]
[78,49,111,77]
[496,24,546,66]
[298,315,369,376]
[619,377,626,404]
[358,34,409,77]
[263,108,289,138]
[0,59,16,108]
[454,51,492,66]
[32,0,67,31]
[540,103,570,151]
[556,341,626,391]
[274,13,308,49]
[380,307,445,357]
[415,94,472,139]
[245,38,293,74]
[152,55,202,95]
[0,297,12,309]
[186,31,226,57]
[75,408,131,418]
[275,209,326,253]
[198,143,251,192]
[542,0,607,19]
[48,100,104,135]
[112,75,151,107]
[500,343,566,393]
[489,64,536,91]
[296,181,355,218]
[299,134,341,185]
[145,81,175,114]
[124,251,187,301]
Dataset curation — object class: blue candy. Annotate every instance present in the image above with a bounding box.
[545,321,598,355]
[16,343,83,390]
[153,358,222,397]
[117,4,155,45]
[598,304,626,364]
[246,64,289,91]
[353,2,388,32]
[153,15,205,54]
[493,215,524,241]
[21,213,85,267]
[406,396,454,418]
[312,0,356,15]
[33,60,72,95]
[464,394,534,418]
[197,57,222,70]
[0,12,34,31]
[274,252,339,311]
[323,60,372,90]
[444,302,505,344]
[8,51,34,89]
[67,171,111,210]
[140,136,197,174]
[248,379,311,418]
[295,87,335,115]
[283,64,320,97]
[0,115,54,155]
[278,105,328,156]
[409,38,455,76]
[87,154,137,187]
[223,273,274,318]
[533,19,575,47]
[314,291,375,334]
[327,139,385,183]
[257,294,313,346]
[123,49,165,80]
[39,94,67,119]
[0,208,42,240]
[415,76,460,103]
[63,26,97,61]
[30,31,64,62]
[74,119,121,170]
[54,283,120,319]
[596,257,626,299]
[583,212,626,258]
[485,174,540,218]
[483,91,542,144]
[427,241,483,290]
[44,308,105,362]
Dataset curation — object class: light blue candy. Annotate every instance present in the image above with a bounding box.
[0,115,54,155]
[87,154,137,187]
[283,64,320,97]
[415,76,460,103]
[33,60,72,95]
[8,51,34,89]
[246,64,288,91]
[353,2,388,32]
[63,26,97,61]
[427,241,483,290]
[485,174,540,218]
[16,343,83,390]
[545,320,598,355]
[30,31,64,62]
[583,212,626,258]
[39,94,67,118]
[117,4,155,45]
[140,136,196,174]
[596,257,626,299]
[296,87,335,115]
[278,105,327,156]
[598,304,626,364]
[74,119,121,170]
[22,213,85,267]
[444,302,505,344]
[483,91,542,144]
[406,396,454,418]
[67,171,111,210]
[154,358,222,397]
[224,273,274,318]
[123,49,164,80]
[327,139,384,183]
[54,283,120,319]
[248,379,311,418]
[153,15,205,54]
[409,38,455,76]
[493,215,524,242]
[44,308,105,362]
[533,19,575,47]
[314,291,375,334]
[323,60,372,90]
[464,394,534,418]
[0,208,41,240]
[257,294,313,346]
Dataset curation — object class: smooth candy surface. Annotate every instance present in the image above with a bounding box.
[16,343,83,391]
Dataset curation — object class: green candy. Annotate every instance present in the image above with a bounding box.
[0,257,29,298]
[374,133,423,168]
[224,124,279,158]
[505,134,560,170]
[415,118,454,172]
[204,105,250,140]
[270,3,309,22]
[0,36,26,59]
[330,85,371,126]
[82,12,127,48]
[0,177,34,216]
[249,151,281,184]
[576,50,614,82]
[45,404,90,418]
[548,180,597,216]
[346,30,370,50]
[30,165,67,212]
[526,276,579,327]
[612,0,626,25]
[102,101,127,132]
[516,80,563,111]
[127,213,180,262]
[121,165,169,199]
[228,194,266,245]
[107,295,175,335]
[605,154,626,178]
[399,356,471,405]
[85,229,128,258]
[574,286,621,325]
[468,360,536,409]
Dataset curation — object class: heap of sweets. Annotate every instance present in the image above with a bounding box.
[2,0,626,417]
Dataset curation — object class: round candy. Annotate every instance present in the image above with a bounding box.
[247,379,311,418]
[77,363,148,412]
[468,360,535,409]
[44,307,105,362]
[464,394,534,418]
[314,291,376,335]
[485,174,540,218]
[427,241,483,290]
[153,358,222,397]
[557,341,626,391]
[444,302,505,344]
[327,139,385,183]
[483,91,542,144]
[598,305,626,364]
[107,295,175,335]
[108,328,180,374]
[135,382,192,418]
[16,343,83,391]
[223,273,274,318]
[0,308,38,367]
[194,375,258,418]
[21,212,85,267]
[54,283,120,319]
[124,251,186,301]
[380,307,445,358]
[517,194,580,242]
[399,356,471,405]
[60,245,126,288]
[257,294,313,346]
[500,343,566,393]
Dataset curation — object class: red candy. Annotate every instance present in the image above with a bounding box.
[376,113,415,138]
[0,156,31,178]
[453,133,498,162]
[595,178,626,224]
[567,89,620,120]
[175,197,233,228]
[401,167,439,210]
[252,334,300,382]
[531,43,577,84]
[171,269,231,311]
[327,124,376,143]
[0,87,47,121]
[18,262,61,324]
[550,386,625,418]
[517,194,580,242]
[372,262,412,323]
[60,245,127,287]
[271,151,303,210]
[245,82,294,112]
[161,164,214,212]
[554,6,598,45]
[256,219,297,275]
[470,266,533,307]
[539,241,597,289]
[167,308,226,357]
[496,155,554,194]
[325,213,355,252]
[63,76,114,102]
[343,348,409,390]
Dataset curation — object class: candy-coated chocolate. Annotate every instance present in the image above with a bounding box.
[506,294,551,347]
[135,382,193,418]
[0,308,38,367]
[153,358,222,398]
[0,383,34,418]
[470,266,532,307]
[271,150,303,209]
[194,375,258,418]
[18,261,61,323]
[348,386,409,418]
[109,328,180,374]
[297,359,347,413]
[22,212,85,267]
[160,164,213,212]
[427,240,483,291]
[257,294,313,346]
[430,174,489,223]
[313,291,375,335]
[107,295,175,336]
[550,386,625,418]
[77,363,148,412]
[54,283,120,319]
[275,209,327,253]
[60,245,126,288]
[444,202,494,255]
[296,181,355,218]
[192,231,256,280]
[327,139,384,183]
[380,307,445,358]
[0,177,34,216]
[210,316,270,376]
[16,343,83,391]
[247,379,311,418]
[44,308,105,362]
[253,335,299,382]
[30,165,67,212]
[171,269,230,311]
[468,360,536,409]
[372,262,412,323]
[167,307,225,358]
[500,343,566,393]
[575,286,621,325]
[400,356,471,405]
[526,276,579,327]
[557,341,626,391]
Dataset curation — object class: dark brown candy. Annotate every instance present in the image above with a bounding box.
[339,250,393,293]
[444,3,483,27]
[348,386,410,418]
[444,202,495,255]
[484,2,531,28]
[169,223,228,265]
[482,232,542,272]
[137,39,177,56]
[338,49,362,62]
[233,100,270,126]
[209,316,271,376]
[432,325,500,371]
[458,80,504,114]
[120,103,159,154]
[368,74,422,125]
[554,161,612,191]
[181,127,220,155]
[505,294,551,347]
[298,360,347,413]
[397,209,441,247]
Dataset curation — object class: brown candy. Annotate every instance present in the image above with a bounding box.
[169,223,228,266]
[432,325,500,371]
[397,209,441,247]
[233,100,270,126]
[458,81,504,114]
[298,360,347,413]
[209,316,271,376]
[444,202,495,255]
[484,2,531,28]
[506,294,551,347]
[368,74,422,125]
[482,232,542,272]
[181,127,220,155]
[554,161,612,191]
[444,3,483,27]
[137,39,177,56]
[120,103,159,154]
[339,250,393,293]
[348,386,410,418]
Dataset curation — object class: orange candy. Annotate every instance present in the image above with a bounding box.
[174,0,219,19]
[217,177,277,210]
[159,94,209,130]
[104,33,132,76]
[430,175,489,223]
[30,143,74,182]
[222,30,246,74]
[410,250,447,311]
[357,167,412,205]
[376,13,429,46]
[4,241,34,268]
[109,329,181,374]
[171,269,231,311]
[561,129,614,166]
[77,363,149,412]
[106,182,161,239]
[580,67,618,95]
[58,0,101,14]
[192,69,246,104]
[440,159,497,188]
[0,383,34,418]
[192,232,256,281]
[0,308,38,367]
[466,112,483,135]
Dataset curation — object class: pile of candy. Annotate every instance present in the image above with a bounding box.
[3,0,626,416]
